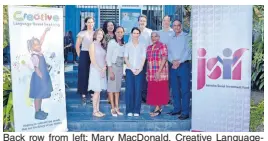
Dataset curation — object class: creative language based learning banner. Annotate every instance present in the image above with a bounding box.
[191,5,253,131]
[8,6,67,132]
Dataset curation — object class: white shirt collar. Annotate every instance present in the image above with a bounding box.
[173,31,185,37]
[161,28,173,32]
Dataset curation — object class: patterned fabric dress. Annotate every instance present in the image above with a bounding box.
[146,41,169,106]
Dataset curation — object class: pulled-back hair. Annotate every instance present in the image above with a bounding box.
[82,16,95,31]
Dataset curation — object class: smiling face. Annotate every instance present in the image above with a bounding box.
[138,16,147,28]
[107,22,114,33]
[115,27,124,40]
[172,20,182,34]
[95,30,104,42]
[86,18,94,30]
[162,16,171,29]
[151,32,160,44]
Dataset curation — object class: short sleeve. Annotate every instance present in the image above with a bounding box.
[77,31,85,38]
[31,55,39,67]
[160,44,168,58]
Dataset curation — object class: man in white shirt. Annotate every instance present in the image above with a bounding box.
[128,14,152,48]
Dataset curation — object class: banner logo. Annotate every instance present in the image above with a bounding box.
[13,11,59,22]
[197,48,248,90]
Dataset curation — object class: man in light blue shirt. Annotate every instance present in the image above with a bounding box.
[158,15,174,104]
[167,19,191,120]
[158,15,174,45]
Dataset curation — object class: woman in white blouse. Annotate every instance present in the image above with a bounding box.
[106,26,125,117]
[124,27,146,117]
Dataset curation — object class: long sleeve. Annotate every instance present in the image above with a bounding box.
[124,44,129,58]
[142,44,147,59]
[106,40,115,67]
[124,44,133,70]
[148,29,153,46]
[167,37,174,62]
[181,35,192,63]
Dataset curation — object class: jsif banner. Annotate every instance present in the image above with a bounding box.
[191,5,253,131]
[8,6,67,132]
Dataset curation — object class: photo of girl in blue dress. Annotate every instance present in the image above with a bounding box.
[27,27,53,120]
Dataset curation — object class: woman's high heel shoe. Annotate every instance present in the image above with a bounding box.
[115,108,124,116]
[98,111,105,116]
[93,111,104,117]
[111,109,118,117]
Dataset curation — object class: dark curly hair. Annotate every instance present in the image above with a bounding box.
[102,20,116,34]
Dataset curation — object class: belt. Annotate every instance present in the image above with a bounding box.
[168,60,191,64]
[184,60,190,63]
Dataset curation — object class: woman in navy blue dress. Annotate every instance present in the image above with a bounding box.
[28,27,53,120]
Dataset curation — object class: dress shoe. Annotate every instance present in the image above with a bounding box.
[178,115,189,120]
[167,111,181,115]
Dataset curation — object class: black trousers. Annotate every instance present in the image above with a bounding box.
[141,60,148,101]
[77,51,90,94]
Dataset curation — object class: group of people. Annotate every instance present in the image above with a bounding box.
[75,14,191,120]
